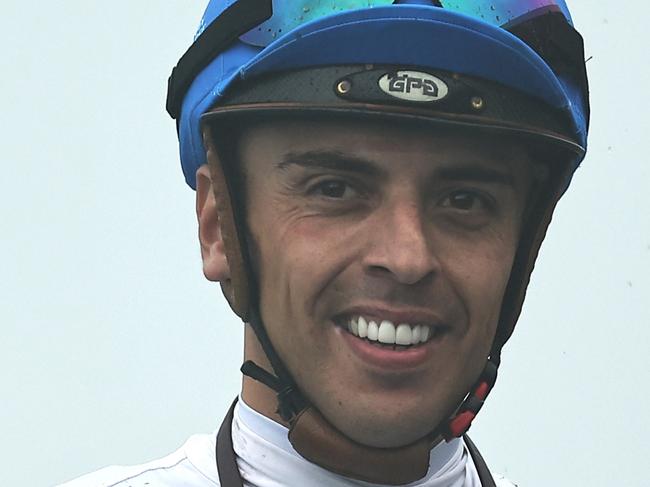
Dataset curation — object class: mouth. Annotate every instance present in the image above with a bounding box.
[333,310,449,369]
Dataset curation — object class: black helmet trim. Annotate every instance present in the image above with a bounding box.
[166,0,272,119]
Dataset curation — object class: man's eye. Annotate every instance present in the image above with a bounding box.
[311,180,354,199]
[440,190,490,211]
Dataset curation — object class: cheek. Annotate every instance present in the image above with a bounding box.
[248,203,362,336]
[266,211,360,283]
[438,229,518,333]
[248,213,365,393]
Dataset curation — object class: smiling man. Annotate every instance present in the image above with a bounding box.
[200,119,535,453]
[62,1,589,486]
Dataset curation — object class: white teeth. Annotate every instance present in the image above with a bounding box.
[357,316,368,338]
[367,320,379,341]
[411,325,421,345]
[344,315,436,347]
[395,324,412,345]
[378,320,396,344]
[350,317,358,336]
[421,326,430,342]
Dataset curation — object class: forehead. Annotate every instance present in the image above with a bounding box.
[235,117,535,174]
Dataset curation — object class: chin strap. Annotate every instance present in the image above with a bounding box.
[444,353,500,440]
[240,307,306,422]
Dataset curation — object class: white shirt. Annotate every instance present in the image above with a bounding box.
[59,399,515,487]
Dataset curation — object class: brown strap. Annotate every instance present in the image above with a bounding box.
[216,398,495,486]
[216,398,244,487]
[464,435,497,487]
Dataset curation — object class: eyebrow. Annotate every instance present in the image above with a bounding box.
[276,150,386,178]
[276,150,515,186]
[435,166,515,187]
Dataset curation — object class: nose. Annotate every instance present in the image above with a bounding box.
[363,199,439,285]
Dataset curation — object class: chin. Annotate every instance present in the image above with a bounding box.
[341,417,437,448]
[322,398,448,448]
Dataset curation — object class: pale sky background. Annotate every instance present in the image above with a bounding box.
[1,2,648,486]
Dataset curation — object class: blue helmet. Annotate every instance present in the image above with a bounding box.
[169,0,588,189]
[167,1,589,484]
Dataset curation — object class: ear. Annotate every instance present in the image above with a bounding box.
[196,164,231,283]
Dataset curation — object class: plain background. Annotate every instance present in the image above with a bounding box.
[1,1,648,486]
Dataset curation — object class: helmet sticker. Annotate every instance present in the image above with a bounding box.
[378,71,449,103]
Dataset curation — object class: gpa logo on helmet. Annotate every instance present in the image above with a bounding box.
[379,71,449,102]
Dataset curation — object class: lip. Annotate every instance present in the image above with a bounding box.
[336,326,444,371]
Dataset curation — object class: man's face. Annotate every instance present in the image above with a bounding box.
[237,118,533,448]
